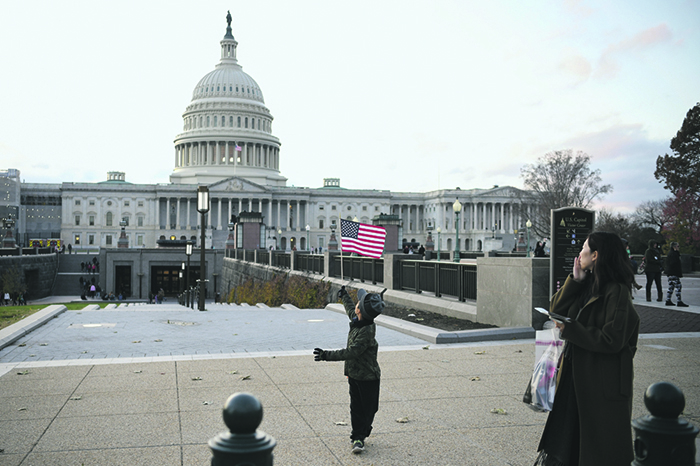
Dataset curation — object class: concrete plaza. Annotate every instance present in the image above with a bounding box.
[0,278,698,465]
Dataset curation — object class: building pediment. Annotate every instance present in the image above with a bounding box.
[208,177,268,194]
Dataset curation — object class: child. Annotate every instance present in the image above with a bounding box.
[314,286,385,454]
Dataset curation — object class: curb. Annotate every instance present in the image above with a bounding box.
[0,305,67,350]
[325,303,534,344]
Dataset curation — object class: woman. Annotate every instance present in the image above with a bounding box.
[535,232,640,466]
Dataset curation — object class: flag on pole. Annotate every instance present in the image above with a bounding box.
[235,144,242,151]
[340,219,386,259]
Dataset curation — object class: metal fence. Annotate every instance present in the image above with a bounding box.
[398,260,477,302]
[327,255,383,284]
[294,253,324,275]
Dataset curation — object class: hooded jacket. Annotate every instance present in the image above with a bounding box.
[324,292,381,381]
[643,240,663,274]
[665,248,683,277]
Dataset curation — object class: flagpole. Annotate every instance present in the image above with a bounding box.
[339,212,344,280]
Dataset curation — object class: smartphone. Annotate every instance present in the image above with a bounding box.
[535,307,572,324]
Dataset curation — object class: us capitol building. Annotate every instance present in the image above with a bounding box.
[2,14,533,256]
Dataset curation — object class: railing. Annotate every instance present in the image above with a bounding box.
[272,251,290,268]
[328,255,383,284]
[0,247,53,256]
[294,253,324,275]
[398,260,477,302]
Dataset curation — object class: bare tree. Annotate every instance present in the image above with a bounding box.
[517,150,613,237]
[631,199,668,234]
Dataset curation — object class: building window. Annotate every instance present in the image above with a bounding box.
[319,220,324,229]
[75,216,80,226]
[106,212,113,226]
[237,116,241,127]
[137,235,144,246]
[245,117,248,128]
[214,116,218,126]
[230,116,233,127]
[137,216,143,227]
[107,201,112,206]
[74,235,80,245]
[122,216,129,226]
[89,215,95,226]
[124,201,130,207]
[347,206,352,211]
[207,116,210,126]
[88,234,95,245]
[375,206,379,211]
[75,199,81,205]
[362,206,367,211]
[106,235,112,245]
[89,200,95,206]
[331,205,337,211]
[138,201,144,207]
[319,205,324,210]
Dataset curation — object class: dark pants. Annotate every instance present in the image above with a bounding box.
[348,377,380,441]
[645,271,662,301]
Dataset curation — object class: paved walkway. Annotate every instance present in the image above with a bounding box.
[0,287,698,465]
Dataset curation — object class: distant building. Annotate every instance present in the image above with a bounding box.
[3,14,534,255]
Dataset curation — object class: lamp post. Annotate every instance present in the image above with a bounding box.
[180,262,185,296]
[197,186,210,311]
[277,228,282,250]
[492,223,496,239]
[305,224,310,250]
[118,219,128,248]
[436,227,441,261]
[453,199,461,262]
[526,219,532,257]
[185,240,193,307]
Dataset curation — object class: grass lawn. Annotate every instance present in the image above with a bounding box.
[0,303,107,331]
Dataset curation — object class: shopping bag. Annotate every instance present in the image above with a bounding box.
[524,328,563,412]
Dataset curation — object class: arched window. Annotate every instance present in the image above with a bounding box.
[245,117,248,128]
[237,116,241,127]
[213,116,217,127]
[106,212,113,227]
[206,116,210,127]
[229,116,233,127]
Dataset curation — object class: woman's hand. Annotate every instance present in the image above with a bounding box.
[573,255,585,282]
[554,320,565,331]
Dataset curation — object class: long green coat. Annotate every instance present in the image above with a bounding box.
[323,293,381,381]
[546,275,640,466]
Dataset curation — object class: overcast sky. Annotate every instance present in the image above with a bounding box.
[1,1,698,213]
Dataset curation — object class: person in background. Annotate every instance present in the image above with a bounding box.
[534,232,639,466]
[644,240,664,302]
[665,242,689,307]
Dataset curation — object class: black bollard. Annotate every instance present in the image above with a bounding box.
[632,382,699,465]
[209,392,276,466]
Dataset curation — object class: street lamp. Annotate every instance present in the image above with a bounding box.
[196,186,210,311]
[305,224,310,250]
[277,228,282,250]
[180,262,185,295]
[185,240,193,307]
[492,223,496,239]
[526,219,532,257]
[436,226,441,261]
[226,222,235,250]
[453,199,462,262]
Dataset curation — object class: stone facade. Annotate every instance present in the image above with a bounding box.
[0,254,58,300]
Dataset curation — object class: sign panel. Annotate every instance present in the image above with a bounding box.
[550,207,595,298]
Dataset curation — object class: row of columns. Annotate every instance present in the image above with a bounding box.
[174,141,279,170]
[395,201,532,235]
[155,197,310,232]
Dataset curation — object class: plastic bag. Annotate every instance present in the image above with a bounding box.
[524,328,563,412]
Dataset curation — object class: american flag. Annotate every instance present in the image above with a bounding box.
[235,144,242,152]
[340,219,386,259]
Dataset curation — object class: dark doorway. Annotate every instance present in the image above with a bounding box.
[115,265,132,298]
[151,265,199,297]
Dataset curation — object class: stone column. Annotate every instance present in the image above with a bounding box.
[187,198,191,230]
[217,198,222,229]
[277,200,281,229]
[176,198,181,229]
[155,197,160,229]
[268,199,273,228]
[228,198,232,223]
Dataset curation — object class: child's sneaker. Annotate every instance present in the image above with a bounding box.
[352,440,365,454]
[677,301,689,307]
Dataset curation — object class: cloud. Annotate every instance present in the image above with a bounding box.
[558,53,593,84]
[597,23,673,78]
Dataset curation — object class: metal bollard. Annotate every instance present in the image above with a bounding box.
[209,392,276,466]
[632,382,699,465]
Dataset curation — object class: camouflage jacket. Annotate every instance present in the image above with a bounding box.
[324,292,381,381]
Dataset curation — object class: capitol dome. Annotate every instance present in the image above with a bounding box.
[170,14,285,187]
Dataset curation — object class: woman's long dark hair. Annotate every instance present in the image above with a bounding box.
[585,231,634,296]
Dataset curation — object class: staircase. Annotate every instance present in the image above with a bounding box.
[52,254,101,297]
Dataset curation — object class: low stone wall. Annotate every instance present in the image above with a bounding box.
[221,258,285,300]
[476,257,550,328]
[0,253,59,300]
